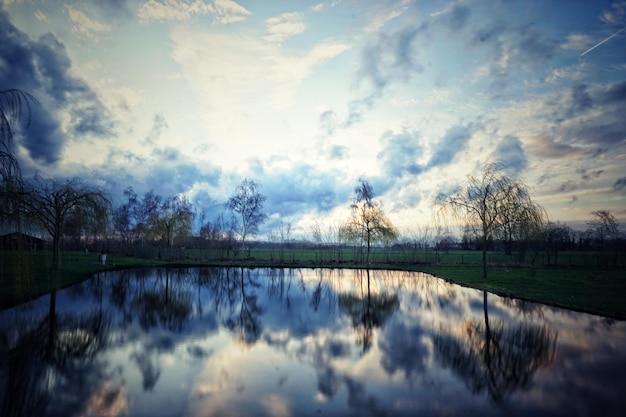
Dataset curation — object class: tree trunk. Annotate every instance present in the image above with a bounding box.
[482,226,489,279]
[52,233,61,271]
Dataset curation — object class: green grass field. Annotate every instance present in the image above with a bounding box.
[1,248,624,319]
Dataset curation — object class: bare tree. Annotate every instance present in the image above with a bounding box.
[436,163,546,278]
[226,178,267,255]
[341,178,398,264]
[587,209,619,249]
[22,174,111,270]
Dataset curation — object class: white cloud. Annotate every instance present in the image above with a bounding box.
[34,10,47,21]
[264,12,305,43]
[363,0,412,32]
[561,33,592,51]
[138,0,250,23]
[311,1,341,13]
[170,27,351,165]
[63,4,111,42]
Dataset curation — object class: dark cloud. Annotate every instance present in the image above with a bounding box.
[0,10,113,165]
[377,129,422,178]
[145,113,168,145]
[471,23,557,96]
[577,167,603,182]
[379,321,430,380]
[597,81,626,104]
[426,124,475,169]
[542,81,626,151]
[152,146,179,161]
[614,177,626,191]
[442,4,471,32]
[490,135,527,175]
[261,164,346,218]
[517,29,556,62]
[568,84,593,117]
[346,23,425,125]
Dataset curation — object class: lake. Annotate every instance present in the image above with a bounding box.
[0,267,624,416]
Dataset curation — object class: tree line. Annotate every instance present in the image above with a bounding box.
[1,89,623,274]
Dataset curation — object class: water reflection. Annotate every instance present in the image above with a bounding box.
[0,268,624,416]
[436,292,558,403]
[1,289,111,417]
[338,269,398,353]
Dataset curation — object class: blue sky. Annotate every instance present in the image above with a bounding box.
[1,0,625,236]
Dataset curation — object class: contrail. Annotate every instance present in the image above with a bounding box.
[581,27,625,56]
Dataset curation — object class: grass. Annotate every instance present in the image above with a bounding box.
[1,249,625,319]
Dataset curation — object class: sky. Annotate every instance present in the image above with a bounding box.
[1,0,625,238]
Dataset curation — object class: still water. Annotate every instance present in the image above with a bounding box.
[0,268,624,416]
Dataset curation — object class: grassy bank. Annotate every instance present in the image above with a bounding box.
[1,250,624,319]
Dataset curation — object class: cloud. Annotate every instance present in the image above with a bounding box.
[357,25,424,92]
[63,4,112,42]
[260,163,347,218]
[490,135,527,175]
[597,81,626,104]
[34,10,47,21]
[472,24,557,96]
[138,0,251,24]
[264,12,305,43]
[379,321,430,380]
[426,124,475,169]
[600,1,626,25]
[0,11,113,165]
[377,129,422,178]
[437,3,471,32]
[561,33,592,51]
[311,1,341,13]
[568,84,593,116]
[536,81,626,152]
[614,177,626,191]
[347,23,425,124]
[319,110,338,135]
[527,135,584,159]
[144,113,168,145]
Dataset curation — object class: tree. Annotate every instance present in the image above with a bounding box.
[341,178,398,264]
[226,178,267,254]
[587,209,619,249]
[540,221,572,266]
[498,187,545,258]
[436,163,546,278]
[1,89,35,227]
[22,175,111,270]
[152,195,195,248]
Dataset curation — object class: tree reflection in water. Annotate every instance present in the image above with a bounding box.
[131,268,193,332]
[435,291,558,403]
[2,268,622,417]
[224,267,263,345]
[338,269,399,353]
[0,290,112,417]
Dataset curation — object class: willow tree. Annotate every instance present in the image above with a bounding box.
[342,178,398,264]
[436,163,546,279]
[0,89,35,226]
[22,175,111,270]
